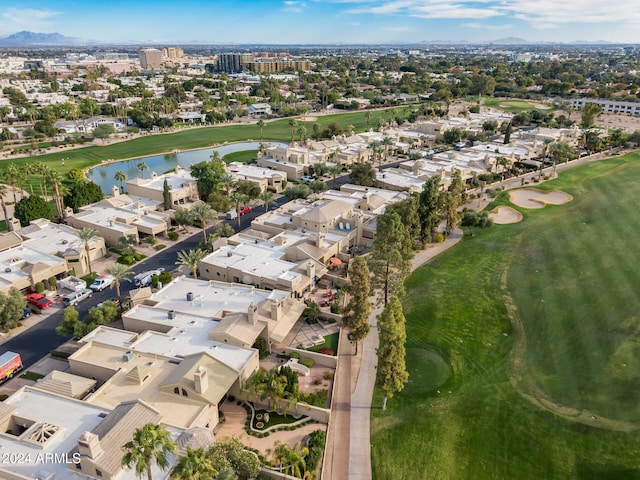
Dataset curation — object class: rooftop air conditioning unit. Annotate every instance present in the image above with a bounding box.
[4,267,11,273]
[61,239,68,244]
[186,292,194,301]
[227,251,233,257]
[168,310,175,319]
[122,351,133,362]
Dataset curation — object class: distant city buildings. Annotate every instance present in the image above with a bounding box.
[138,48,163,70]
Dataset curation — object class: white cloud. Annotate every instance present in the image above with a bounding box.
[463,22,513,30]
[1,8,61,31]
[282,1,308,12]
[337,0,640,25]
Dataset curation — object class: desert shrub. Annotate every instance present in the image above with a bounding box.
[145,236,157,245]
[155,244,166,251]
[330,302,341,314]
[133,253,146,261]
[48,277,57,288]
[42,278,50,290]
[168,231,179,241]
[323,370,334,379]
[158,271,172,284]
[117,255,136,265]
[35,282,45,293]
[289,351,300,359]
[299,357,314,368]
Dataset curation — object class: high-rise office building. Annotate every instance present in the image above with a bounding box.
[138,48,163,70]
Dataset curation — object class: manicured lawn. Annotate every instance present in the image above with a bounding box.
[483,97,556,114]
[20,371,45,381]
[307,332,339,354]
[371,151,640,480]
[223,150,258,163]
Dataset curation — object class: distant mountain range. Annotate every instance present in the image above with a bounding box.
[0,31,90,46]
[0,31,625,47]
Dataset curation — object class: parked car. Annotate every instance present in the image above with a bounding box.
[62,289,93,307]
[26,293,52,309]
[134,268,165,288]
[239,206,251,215]
[90,275,114,292]
[21,309,31,320]
[300,175,314,182]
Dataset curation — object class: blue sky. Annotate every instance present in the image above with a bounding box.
[1,0,639,44]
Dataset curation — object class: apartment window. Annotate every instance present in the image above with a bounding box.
[182,388,188,397]
[96,469,103,477]
[174,387,179,394]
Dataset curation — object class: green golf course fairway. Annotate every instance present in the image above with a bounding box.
[371,151,640,480]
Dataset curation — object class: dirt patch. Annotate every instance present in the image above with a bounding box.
[509,189,573,209]
[489,206,523,224]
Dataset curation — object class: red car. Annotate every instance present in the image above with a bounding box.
[239,206,251,215]
[26,293,52,309]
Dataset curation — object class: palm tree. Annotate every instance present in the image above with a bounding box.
[115,171,127,193]
[175,248,207,279]
[369,140,384,171]
[365,111,372,128]
[171,447,217,480]
[328,164,342,188]
[192,202,217,246]
[219,172,235,196]
[73,227,102,280]
[5,164,19,202]
[297,124,307,145]
[260,190,274,212]
[381,136,394,163]
[256,118,265,145]
[137,162,149,179]
[288,118,298,144]
[104,263,133,301]
[121,423,177,480]
[32,162,48,198]
[229,191,248,229]
[0,185,11,231]
[48,170,67,219]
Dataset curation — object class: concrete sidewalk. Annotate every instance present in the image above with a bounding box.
[324,228,464,480]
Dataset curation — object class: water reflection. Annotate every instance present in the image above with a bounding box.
[86,141,284,193]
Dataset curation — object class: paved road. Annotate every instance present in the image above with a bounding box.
[0,194,294,370]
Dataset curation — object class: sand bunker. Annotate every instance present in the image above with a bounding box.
[489,206,523,224]
[509,189,573,209]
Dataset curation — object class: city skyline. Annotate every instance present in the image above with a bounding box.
[1,0,639,45]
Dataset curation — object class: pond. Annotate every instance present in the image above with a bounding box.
[86,141,286,193]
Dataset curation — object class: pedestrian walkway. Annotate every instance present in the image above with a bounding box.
[324,228,464,480]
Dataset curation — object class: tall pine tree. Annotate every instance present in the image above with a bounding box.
[376,295,409,410]
[342,256,371,354]
[369,211,413,305]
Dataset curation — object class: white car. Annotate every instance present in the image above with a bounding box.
[300,175,314,182]
[134,268,165,288]
[90,276,114,292]
[62,289,93,307]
